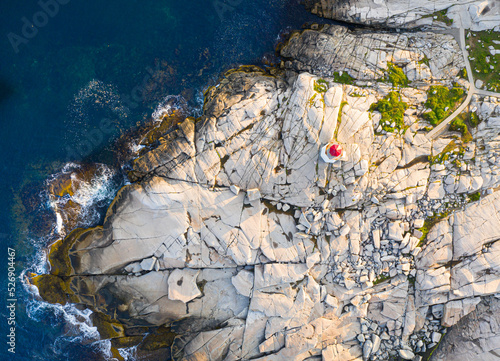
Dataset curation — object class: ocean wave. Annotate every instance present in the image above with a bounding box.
[22,160,123,360]
[128,140,145,153]
[46,163,120,237]
[151,94,188,121]
[20,195,117,361]
[119,346,139,361]
[26,296,113,360]
[70,166,116,208]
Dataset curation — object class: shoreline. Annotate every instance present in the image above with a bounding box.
[17,2,500,360]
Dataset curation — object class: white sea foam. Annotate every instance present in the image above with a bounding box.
[27,301,98,340]
[23,273,115,359]
[70,79,129,122]
[61,162,81,173]
[47,163,118,237]
[151,94,187,121]
[127,141,145,156]
[193,88,207,117]
[70,165,116,208]
[119,345,139,361]
[23,214,117,359]
[55,212,64,236]
[26,93,197,361]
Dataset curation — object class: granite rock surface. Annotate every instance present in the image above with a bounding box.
[303,0,500,30]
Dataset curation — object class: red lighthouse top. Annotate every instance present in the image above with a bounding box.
[328,144,343,157]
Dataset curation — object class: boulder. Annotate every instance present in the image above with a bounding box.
[167,269,201,303]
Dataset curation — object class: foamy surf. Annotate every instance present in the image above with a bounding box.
[22,160,125,360]
[23,259,113,359]
[119,346,139,360]
[46,163,120,237]
[26,298,113,359]
[70,165,116,208]
[126,141,146,157]
[151,94,187,121]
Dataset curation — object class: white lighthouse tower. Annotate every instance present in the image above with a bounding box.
[320,141,346,163]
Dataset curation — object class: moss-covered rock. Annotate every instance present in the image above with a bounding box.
[139,325,177,352]
[31,274,77,305]
[48,228,88,276]
[449,114,472,143]
[423,85,465,125]
[141,110,186,147]
[111,336,144,349]
[313,78,329,92]
[385,62,408,87]
[91,312,125,339]
[333,71,354,84]
[467,30,500,92]
[370,91,408,132]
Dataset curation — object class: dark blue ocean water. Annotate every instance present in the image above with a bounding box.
[0,1,328,360]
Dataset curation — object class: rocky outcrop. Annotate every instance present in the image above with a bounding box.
[430,296,500,361]
[33,21,500,361]
[303,0,500,30]
[281,25,463,82]
[415,189,500,316]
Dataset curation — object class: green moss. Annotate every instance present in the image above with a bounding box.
[335,101,348,137]
[448,111,481,142]
[111,336,144,350]
[423,85,465,126]
[313,79,329,93]
[430,141,458,165]
[348,90,366,97]
[385,62,408,87]
[419,211,450,244]
[111,347,125,361]
[423,9,453,26]
[469,191,481,202]
[467,30,500,91]
[423,330,446,360]
[469,112,481,128]
[31,274,77,305]
[224,65,267,76]
[141,111,185,146]
[49,176,75,197]
[460,67,468,79]
[308,93,318,106]
[139,326,177,352]
[449,117,472,143]
[111,348,125,361]
[333,71,354,85]
[373,274,391,285]
[418,56,430,66]
[91,312,125,339]
[437,9,453,25]
[370,91,408,133]
[48,228,89,276]
[449,117,467,134]
[338,100,348,120]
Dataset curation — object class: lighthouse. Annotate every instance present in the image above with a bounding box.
[320,141,345,163]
